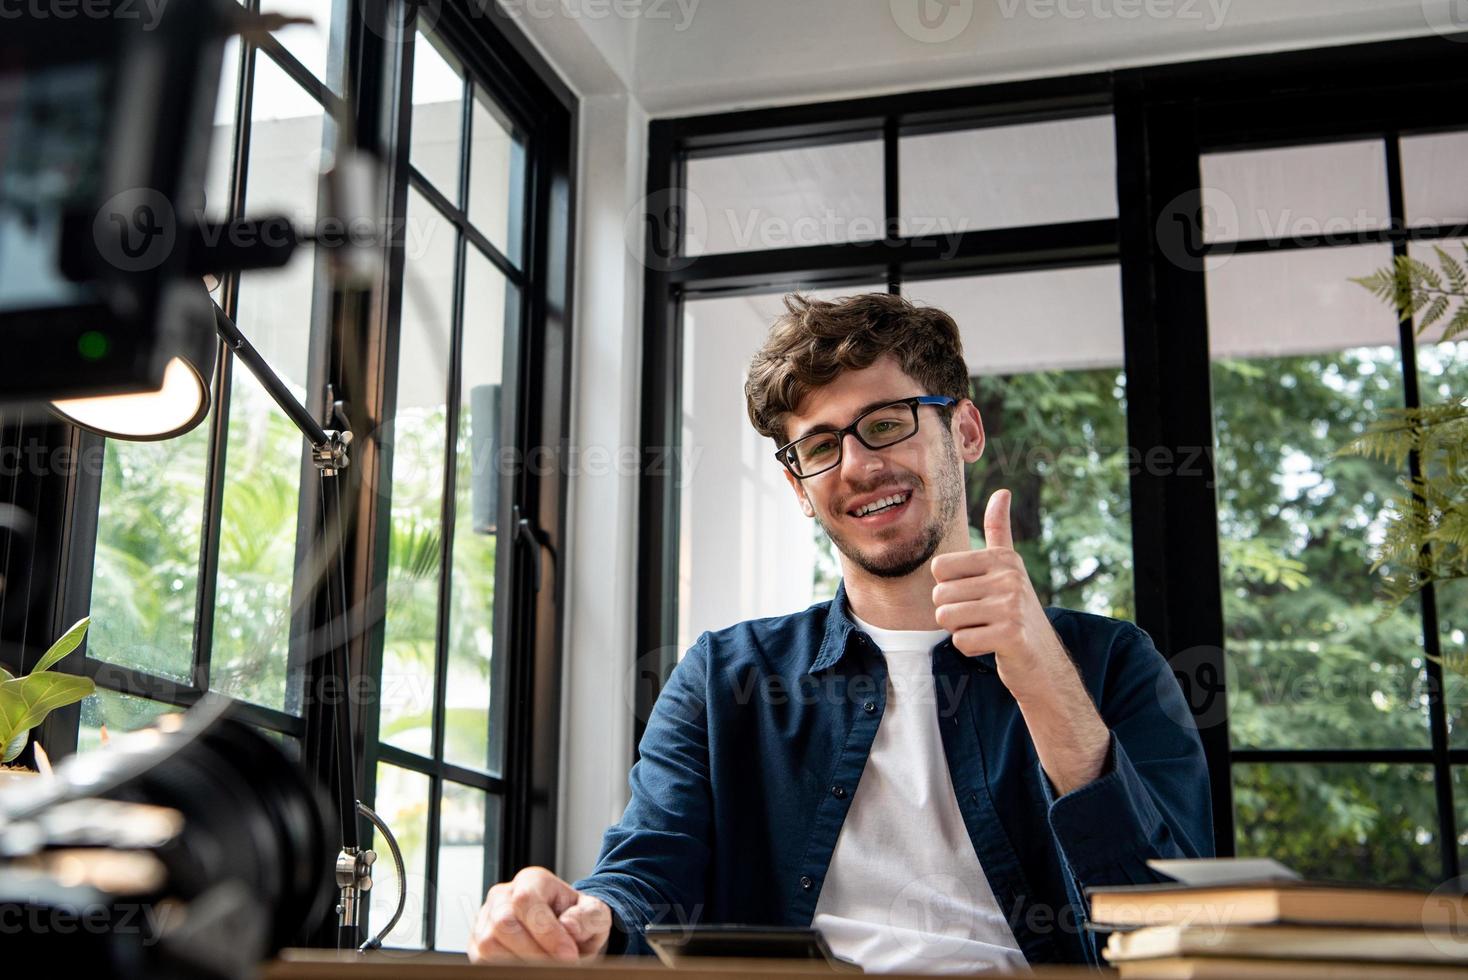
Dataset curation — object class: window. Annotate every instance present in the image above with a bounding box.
[1203,134,1467,887]
[639,38,1468,888]
[906,267,1132,620]
[0,0,573,956]
[80,4,343,747]
[678,286,880,652]
[649,102,1125,705]
[368,23,528,949]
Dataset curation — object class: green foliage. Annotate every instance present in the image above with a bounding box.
[1,618,96,764]
[942,341,1453,887]
[964,366,1134,619]
[1341,245,1468,675]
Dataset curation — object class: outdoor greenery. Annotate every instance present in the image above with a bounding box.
[1344,245,1468,664]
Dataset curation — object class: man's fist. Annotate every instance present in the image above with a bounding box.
[930,489,1067,698]
[468,867,612,963]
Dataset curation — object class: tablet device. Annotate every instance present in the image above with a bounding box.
[642,924,860,971]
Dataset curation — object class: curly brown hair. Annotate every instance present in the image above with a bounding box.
[744,292,972,445]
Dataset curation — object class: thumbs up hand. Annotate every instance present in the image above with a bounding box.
[930,489,1070,702]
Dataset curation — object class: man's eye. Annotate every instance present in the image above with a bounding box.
[804,441,836,459]
[870,420,900,433]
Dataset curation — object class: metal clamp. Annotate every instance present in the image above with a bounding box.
[335,845,376,933]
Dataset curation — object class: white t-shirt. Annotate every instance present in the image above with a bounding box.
[811,613,1029,975]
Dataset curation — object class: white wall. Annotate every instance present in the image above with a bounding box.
[556,89,649,881]
[492,2,650,882]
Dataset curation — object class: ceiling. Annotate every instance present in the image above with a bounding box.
[501,0,1466,116]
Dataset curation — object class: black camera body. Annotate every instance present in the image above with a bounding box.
[0,701,336,980]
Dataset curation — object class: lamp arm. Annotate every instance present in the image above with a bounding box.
[210,301,334,450]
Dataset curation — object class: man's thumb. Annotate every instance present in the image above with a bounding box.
[560,895,611,955]
[983,489,1014,550]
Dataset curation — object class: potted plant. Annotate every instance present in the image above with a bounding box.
[0,617,96,780]
[1339,245,1468,674]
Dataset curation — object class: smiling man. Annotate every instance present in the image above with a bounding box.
[469,292,1213,972]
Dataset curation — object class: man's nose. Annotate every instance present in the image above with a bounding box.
[838,432,884,478]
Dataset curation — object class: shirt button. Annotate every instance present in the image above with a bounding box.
[862,701,876,714]
[831,785,847,799]
[800,876,813,890]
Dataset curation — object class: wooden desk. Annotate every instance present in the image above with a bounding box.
[263,949,1105,978]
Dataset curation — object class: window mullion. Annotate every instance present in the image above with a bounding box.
[1386,130,1460,884]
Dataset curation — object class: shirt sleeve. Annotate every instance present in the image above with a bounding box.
[572,635,714,956]
[1036,622,1215,960]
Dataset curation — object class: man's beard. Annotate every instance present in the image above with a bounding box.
[816,431,966,579]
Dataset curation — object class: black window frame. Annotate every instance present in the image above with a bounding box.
[355,0,575,950]
[637,31,1468,881]
[0,0,575,952]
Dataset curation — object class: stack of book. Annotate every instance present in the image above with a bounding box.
[1088,860,1468,979]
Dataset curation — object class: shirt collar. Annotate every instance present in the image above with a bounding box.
[809,580,858,675]
[809,580,986,675]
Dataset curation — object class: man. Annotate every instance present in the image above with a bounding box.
[469,293,1212,971]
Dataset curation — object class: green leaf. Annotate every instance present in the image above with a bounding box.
[32,617,90,674]
[2,729,27,764]
[0,673,95,753]
[0,665,11,682]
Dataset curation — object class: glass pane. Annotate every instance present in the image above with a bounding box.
[1208,245,1432,750]
[1408,240,1468,746]
[1201,140,1390,244]
[443,247,508,773]
[411,30,464,201]
[381,189,456,757]
[76,688,178,754]
[435,783,498,952]
[260,0,342,89]
[203,37,241,222]
[899,115,1116,235]
[676,283,881,653]
[1457,768,1468,875]
[371,763,430,949]
[243,53,327,228]
[213,255,317,713]
[468,88,525,266]
[89,430,210,684]
[906,268,1132,620]
[1233,763,1440,888]
[1401,130,1468,229]
[684,141,885,255]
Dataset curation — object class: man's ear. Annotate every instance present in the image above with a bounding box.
[783,466,816,519]
[953,399,985,464]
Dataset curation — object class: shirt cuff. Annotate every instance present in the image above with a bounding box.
[1037,731,1168,880]
[568,883,645,957]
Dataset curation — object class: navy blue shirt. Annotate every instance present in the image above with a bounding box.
[575,583,1213,966]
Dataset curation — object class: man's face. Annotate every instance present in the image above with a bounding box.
[781,356,984,579]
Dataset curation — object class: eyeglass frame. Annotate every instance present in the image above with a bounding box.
[774,395,958,480]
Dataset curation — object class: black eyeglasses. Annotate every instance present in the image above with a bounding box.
[775,395,957,479]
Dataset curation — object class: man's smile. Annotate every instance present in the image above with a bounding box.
[842,487,916,527]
